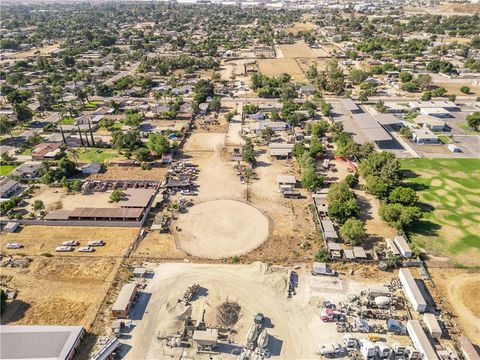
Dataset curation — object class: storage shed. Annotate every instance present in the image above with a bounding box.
[394,235,412,258]
[112,283,137,318]
[399,268,427,313]
[423,313,442,339]
[406,320,439,360]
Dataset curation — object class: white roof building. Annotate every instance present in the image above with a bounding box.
[399,268,427,313]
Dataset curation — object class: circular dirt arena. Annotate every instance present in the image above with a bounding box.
[176,199,269,258]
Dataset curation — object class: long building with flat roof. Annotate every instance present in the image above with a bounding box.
[0,325,84,360]
[399,268,427,313]
[407,320,439,360]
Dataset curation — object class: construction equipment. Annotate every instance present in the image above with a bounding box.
[178,283,201,305]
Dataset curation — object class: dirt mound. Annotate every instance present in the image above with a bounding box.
[217,301,242,327]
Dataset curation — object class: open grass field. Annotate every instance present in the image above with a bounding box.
[400,158,480,266]
[73,148,120,163]
[0,165,16,176]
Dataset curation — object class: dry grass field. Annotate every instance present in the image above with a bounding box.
[279,41,316,58]
[432,82,480,96]
[257,58,306,82]
[429,268,480,343]
[287,22,316,34]
[1,225,138,257]
[88,165,168,181]
[0,257,119,329]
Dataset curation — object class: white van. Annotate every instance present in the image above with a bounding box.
[56,246,73,252]
[88,240,105,246]
[317,343,343,357]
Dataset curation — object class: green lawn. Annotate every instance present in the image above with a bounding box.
[73,148,120,163]
[59,117,75,125]
[400,158,480,266]
[0,165,16,176]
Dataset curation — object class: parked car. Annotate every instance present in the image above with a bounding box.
[55,246,73,252]
[6,243,23,249]
[88,240,105,246]
[62,241,79,246]
[78,246,95,252]
[180,189,194,195]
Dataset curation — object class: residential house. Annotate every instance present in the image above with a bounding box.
[412,129,439,144]
[0,178,20,199]
[31,142,63,160]
[9,162,42,179]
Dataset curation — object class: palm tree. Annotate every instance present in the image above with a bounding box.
[69,148,80,166]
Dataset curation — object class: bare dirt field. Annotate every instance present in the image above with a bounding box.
[257,59,306,82]
[1,256,119,329]
[121,262,405,359]
[297,58,327,72]
[279,41,316,58]
[432,82,480,96]
[88,164,168,181]
[286,22,315,34]
[428,268,480,343]
[245,150,320,262]
[134,232,186,259]
[21,185,113,213]
[176,199,269,258]
[1,225,138,257]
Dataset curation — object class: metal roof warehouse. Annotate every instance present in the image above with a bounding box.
[0,325,84,360]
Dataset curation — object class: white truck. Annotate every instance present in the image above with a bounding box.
[317,343,343,357]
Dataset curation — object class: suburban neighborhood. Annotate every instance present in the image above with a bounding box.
[0,1,479,360]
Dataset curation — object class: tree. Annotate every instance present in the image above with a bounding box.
[466,112,480,131]
[379,202,422,230]
[375,101,387,113]
[309,120,329,138]
[243,103,259,115]
[261,126,274,142]
[193,79,214,103]
[399,72,413,83]
[314,248,330,262]
[340,218,366,245]
[13,103,33,123]
[414,74,431,91]
[359,151,400,197]
[301,166,324,192]
[460,86,470,94]
[134,147,150,162]
[33,200,45,213]
[0,116,15,144]
[421,91,432,101]
[109,190,125,203]
[209,96,221,112]
[399,126,412,140]
[345,174,358,188]
[389,186,418,206]
[147,133,171,156]
[242,140,257,165]
[328,198,360,224]
[58,157,77,177]
[68,148,80,165]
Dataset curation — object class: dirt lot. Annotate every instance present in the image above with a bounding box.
[1,225,138,257]
[1,256,119,329]
[245,149,320,262]
[120,262,406,359]
[257,59,306,82]
[428,268,480,343]
[88,164,168,181]
[279,41,316,58]
[176,199,269,258]
[21,185,113,213]
[286,22,316,34]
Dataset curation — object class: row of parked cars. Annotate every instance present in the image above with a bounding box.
[56,240,106,252]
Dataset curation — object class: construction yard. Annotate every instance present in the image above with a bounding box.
[120,262,410,360]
